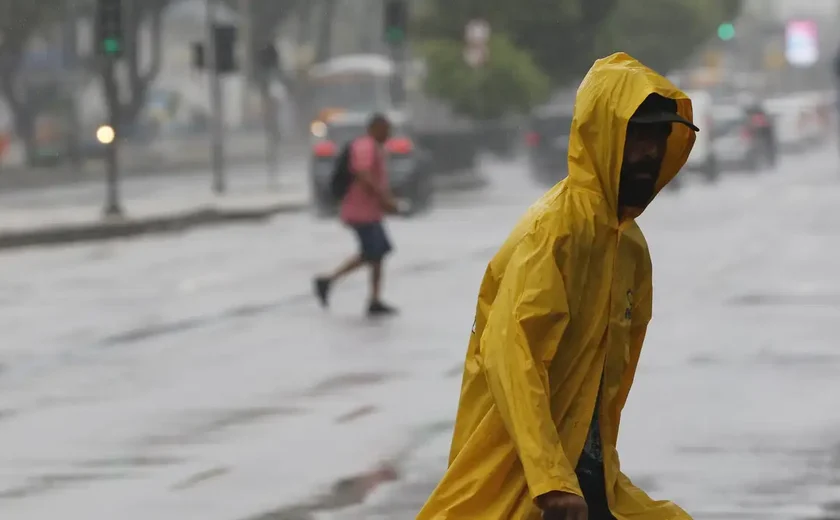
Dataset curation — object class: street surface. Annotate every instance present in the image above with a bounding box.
[2,150,840,519]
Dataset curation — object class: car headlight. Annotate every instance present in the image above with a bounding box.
[310,120,327,138]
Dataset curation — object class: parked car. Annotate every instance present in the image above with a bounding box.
[525,104,574,185]
[764,94,825,153]
[742,100,777,168]
[710,104,772,172]
[680,90,719,184]
[309,111,434,218]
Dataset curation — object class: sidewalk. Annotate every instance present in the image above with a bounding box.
[0,181,309,251]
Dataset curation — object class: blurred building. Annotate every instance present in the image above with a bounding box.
[743,0,838,20]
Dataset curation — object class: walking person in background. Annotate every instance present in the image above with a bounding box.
[314,113,399,317]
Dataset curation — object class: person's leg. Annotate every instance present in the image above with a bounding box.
[370,260,383,303]
[330,256,365,280]
[363,222,396,316]
[313,225,368,308]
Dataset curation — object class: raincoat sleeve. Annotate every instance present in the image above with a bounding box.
[615,269,653,417]
[480,231,581,499]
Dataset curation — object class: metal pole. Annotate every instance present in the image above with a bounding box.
[63,0,82,169]
[206,0,226,194]
[240,0,252,128]
[102,59,123,217]
[260,75,280,187]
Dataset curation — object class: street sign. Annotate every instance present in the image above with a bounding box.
[464,47,487,68]
[785,19,819,67]
[465,19,490,45]
[464,19,490,68]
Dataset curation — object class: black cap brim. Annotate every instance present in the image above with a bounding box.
[630,112,700,132]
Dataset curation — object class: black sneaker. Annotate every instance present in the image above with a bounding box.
[314,277,331,308]
[368,301,398,317]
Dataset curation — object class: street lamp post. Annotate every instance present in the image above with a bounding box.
[206,0,226,194]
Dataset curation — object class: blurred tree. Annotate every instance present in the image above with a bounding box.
[422,35,550,120]
[117,0,171,131]
[58,0,173,132]
[595,0,744,75]
[414,0,618,87]
[0,0,66,161]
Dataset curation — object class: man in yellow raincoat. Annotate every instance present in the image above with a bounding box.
[417,53,699,520]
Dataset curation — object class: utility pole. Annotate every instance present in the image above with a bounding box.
[240,0,253,128]
[95,0,124,217]
[383,0,408,107]
[206,0,226,194]
[62,0,82,169]
[256,43,280,187]
[102,60,122,217]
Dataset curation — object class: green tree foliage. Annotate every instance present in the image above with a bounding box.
[422,35,550,120]
[414,0,617,87]
[595,0,743,75]
[416,0,742,87]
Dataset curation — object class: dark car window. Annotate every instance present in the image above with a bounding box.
[327,124,366,145]
[712,113,746,138]
[327,123,407,145]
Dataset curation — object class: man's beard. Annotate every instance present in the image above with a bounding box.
[617,160,659,209]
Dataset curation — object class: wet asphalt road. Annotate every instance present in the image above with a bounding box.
[2,151,840,519]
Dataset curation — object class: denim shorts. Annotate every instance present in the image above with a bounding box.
[350,221,393,262]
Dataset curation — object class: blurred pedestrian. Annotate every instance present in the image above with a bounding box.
[417,53,699,520]
[313,113,399,317]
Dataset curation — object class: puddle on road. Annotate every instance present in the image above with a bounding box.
[727,292,840,307]
[139,406,304,447]
[170,466,230,491]
[243,464,400,520]
[335,405,378,424]
[0,472,130,500]
[303,372,395,398]
[76,455,183,469]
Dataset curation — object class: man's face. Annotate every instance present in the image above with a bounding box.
[371,120,392,144]
[618,122,671,211]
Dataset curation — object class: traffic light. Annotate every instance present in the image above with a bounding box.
[214,24,237,73]
[257,43,279,71]
[191,42,205,69]
[191,25,237,73]
[383,0,408,45]
[95,0,123,57]
[717,22,735,41]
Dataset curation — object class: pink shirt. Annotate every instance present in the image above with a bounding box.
[340,135,389,224]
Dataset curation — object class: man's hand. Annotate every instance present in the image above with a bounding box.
[537,491,588,520]
[380,194,400,214]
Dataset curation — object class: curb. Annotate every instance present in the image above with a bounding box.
[0,200,308,251]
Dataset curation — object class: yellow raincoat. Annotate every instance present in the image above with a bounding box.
[417,53,697,520]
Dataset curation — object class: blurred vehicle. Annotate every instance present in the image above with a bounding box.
[745,108,777,168]
[710,104,773,172]
[681,90,719,184]
[309,111,434,218]
[764,94,826,153]
[525,104,574,185]
[307,54,397,132]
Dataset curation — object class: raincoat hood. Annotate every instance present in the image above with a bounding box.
[568,52,696,215]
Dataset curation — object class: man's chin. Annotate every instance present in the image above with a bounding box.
[619,206,644,220]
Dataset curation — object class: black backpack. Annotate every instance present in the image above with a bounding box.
[330,143,354,201]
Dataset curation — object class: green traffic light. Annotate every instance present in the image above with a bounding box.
[102,38,121,54]
[717,23,735,41]
[385,27,404,43]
